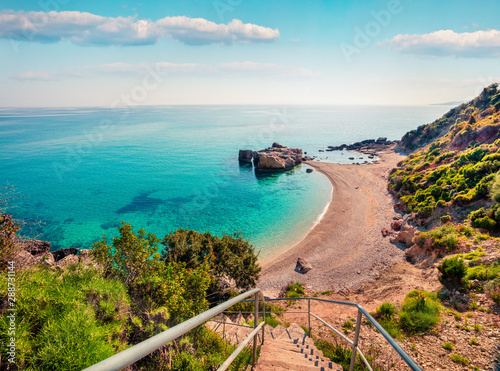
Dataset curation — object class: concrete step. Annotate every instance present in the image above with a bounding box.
[255,323,343,371]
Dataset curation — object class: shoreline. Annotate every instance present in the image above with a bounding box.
[257,148,407,297]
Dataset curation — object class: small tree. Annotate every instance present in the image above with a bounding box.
[162,229,260,294]
[92,222,164,288]
[437,257,467,288]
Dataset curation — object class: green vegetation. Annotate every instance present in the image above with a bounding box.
[485,277,500,304]
[467,262,500,281]
[285,281,305,298]
[162,229,260,294]
[450,353,469,366]
[442,342,454,351]
[0,219,261,370]
[342,318,355,333]
[0,266,130,370]
[398,290,441,334]
[389,84,500,252]
[373,302,402,339]
[0,212,20,269]
[314,338,377,371]
[437,257,467,288]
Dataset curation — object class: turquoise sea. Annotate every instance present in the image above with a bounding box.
[0,105,449,257]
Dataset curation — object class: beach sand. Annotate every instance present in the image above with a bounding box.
[258,149,408,297]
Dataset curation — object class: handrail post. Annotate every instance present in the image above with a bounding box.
[307,298,311,336]
[349,308,363,371]
[261,294,265,345]
[252,293,258,367]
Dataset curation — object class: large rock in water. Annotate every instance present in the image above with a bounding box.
[252,143,303,171]
[238,149,253,162]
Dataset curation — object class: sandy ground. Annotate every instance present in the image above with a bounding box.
[258,149,409,297]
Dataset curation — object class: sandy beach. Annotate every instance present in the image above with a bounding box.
[258,149,408,297]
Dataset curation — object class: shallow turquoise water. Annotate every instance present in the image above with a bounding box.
[0,105,448,256]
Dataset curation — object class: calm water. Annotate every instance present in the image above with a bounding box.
[0,105,448,257]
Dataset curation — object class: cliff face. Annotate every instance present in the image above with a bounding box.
[390,84,500,226]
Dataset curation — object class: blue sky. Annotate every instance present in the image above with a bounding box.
[1,0,499,106]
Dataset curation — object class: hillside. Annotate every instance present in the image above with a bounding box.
[390,83,500,230]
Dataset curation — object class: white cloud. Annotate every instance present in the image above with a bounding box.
[386,29,500,57]
[11,70,56,81]
[11,61,322,80]
[0,10,279,46]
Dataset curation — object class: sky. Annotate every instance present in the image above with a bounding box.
[0,0,499,107]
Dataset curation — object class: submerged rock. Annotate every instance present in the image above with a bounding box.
[306,168,314,173]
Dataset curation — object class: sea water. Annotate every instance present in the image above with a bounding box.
[0,105,449,257]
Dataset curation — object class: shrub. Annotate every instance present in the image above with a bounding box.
[442,342,454,351]
[342,319,355,333]
[450,353,469,366]
[467,263,500,281]
[0,266,130,370]
[314,339,374,371]
[485,278,500,304]
[0,213,21,269]
[375,302,397,320]
[285,282,305,298]
[162,229,260,294]
[437,257,467,287]
[91,222,164,288]
[490,171,500,203]
[399,290,441,334]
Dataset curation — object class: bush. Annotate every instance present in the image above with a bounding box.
[399,290,441,334]
[490,171,500,203]
[314,339,375,371]
[0,213,21,269]
[285,282,305,298]
[437,257,467,287]
[467,263,500,281]
[442,342,454,351]
[0,266,130,370]
[485,278,500,304]
[162,229,260,294]
[450,353,469,366]
[375,302,397,320]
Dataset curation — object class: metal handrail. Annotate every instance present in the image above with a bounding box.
[83,288,265,371]
[84,290,420,371]
[263,297,421,371]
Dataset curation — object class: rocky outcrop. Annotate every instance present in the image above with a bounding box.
[295,257,312,273]
[52,247,79,262]
[240,142,303,171]
[20,239,51,256]
[238,149,253,162]
[325,138,396,153]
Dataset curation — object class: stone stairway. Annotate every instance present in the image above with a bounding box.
[206,316,342,371]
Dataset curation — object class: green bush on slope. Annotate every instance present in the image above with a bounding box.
[0,266,130,370]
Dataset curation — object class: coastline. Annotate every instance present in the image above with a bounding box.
[257,148,408,297]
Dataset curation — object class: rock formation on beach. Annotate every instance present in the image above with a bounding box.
[239,142,303,171]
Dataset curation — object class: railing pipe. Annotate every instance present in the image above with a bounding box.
[349,309,363,371]
[252,293,259,366]
[217,321,265,371]
[307,298,311,336]
[82,288,261,371]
